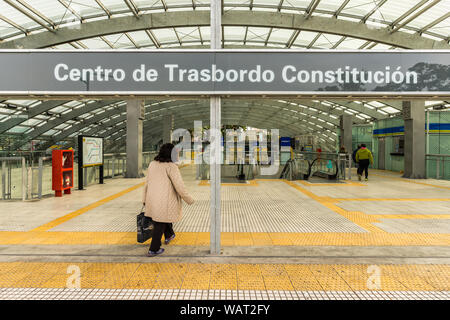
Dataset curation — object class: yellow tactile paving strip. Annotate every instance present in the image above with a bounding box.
[0,166,447,247]
[371,172,450,190]
[199,180,259,186]
[284,180,450,234]
[31,182,145,232]
[297,180,367,187]
[284,180,386,233]
[0,262,448,291]
[0,231,449,246]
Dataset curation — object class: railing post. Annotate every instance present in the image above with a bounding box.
[112,158,115,178]
[38,157,43,199]
[348,156,352,180]
[22,157,26,201]
[436,158,440,179]
[1,161,5,200]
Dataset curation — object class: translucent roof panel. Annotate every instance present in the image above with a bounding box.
[0,0,448,46]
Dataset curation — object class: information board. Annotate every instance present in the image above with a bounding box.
[81,136,103,167]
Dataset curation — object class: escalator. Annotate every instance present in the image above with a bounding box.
[279,157,311,180]
[309,157,339,180]
[280,152,340,181]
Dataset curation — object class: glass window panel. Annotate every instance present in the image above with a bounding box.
[268,28,293,44]
[377,0,423,24]
[100,0,129,12]
[66,0,107,17]
[246,27,271,42]
[199,26,210,41]
[427,17,450,36]
[20,0,67,23]
[176,27,201,42]
[6,126,28,133]
[0,2,37,29]
[314,33,343,48]
[407,3,450,32]
[152,28,179,44]
[81,37,112,49]
[224,26,245,40]
[293,30,318,47]
[317,0,346,12]
[103,33,133,48]
[164,0,195,7]
[21,118,42,126]
[128,30,153,47]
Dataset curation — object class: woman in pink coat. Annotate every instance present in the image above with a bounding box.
[142,143,194,257]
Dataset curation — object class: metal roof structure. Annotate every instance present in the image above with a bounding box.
[0,0,449,151]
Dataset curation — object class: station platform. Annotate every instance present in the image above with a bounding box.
[0,165,449,300]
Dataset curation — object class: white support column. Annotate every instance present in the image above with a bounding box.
[339,114,352,154]
[210,0,222,255]
[162,114,173,144]
[126,99,144,178]
[403,101,426,179]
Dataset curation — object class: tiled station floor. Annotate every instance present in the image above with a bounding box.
[0,165,449,300]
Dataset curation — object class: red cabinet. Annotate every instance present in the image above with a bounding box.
[52,149,74,197]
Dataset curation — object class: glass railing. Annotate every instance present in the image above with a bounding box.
[0,151,158,201]
[426,154,450,180]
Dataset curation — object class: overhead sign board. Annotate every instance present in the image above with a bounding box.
[0,50,449,96]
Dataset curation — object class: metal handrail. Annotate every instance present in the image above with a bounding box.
[426,154,450,157]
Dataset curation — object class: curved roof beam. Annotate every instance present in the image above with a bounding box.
[9,100,120,150]
[0,100,66,134]
[77,100,338,138]
[83,102,338,140]
[0,11,448,49]
[100,109,336,147]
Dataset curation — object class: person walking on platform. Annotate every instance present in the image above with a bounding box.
[355,144,373,181]
[352,145,361,168]
[142,143,195,257]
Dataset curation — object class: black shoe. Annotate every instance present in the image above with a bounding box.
[147,248,164,257]
[165,234,176,245]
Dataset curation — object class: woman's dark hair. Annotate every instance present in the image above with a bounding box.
[361,143,366,148]
[155,143,175,162]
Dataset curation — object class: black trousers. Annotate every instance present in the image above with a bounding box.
[357,159,370,178]
[149,221,175,252]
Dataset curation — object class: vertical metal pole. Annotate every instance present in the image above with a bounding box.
[112,158,115,178]
[38,157,43,199]
[210,0,222,255]
[426,110,430,155]
[436,158,439,179]
[1,161,5,200]
[348,156,352,180]
[22,157,26,201]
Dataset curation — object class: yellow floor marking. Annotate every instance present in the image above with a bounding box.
[31,182,144,232]
[333,198,450,202]
[370,214,450,220]
[0,231,449,246]
[198,180,258,186]
[0,262,448,291]
[371,173,450,190]
[297,180,366,187]
[283,180,385,233]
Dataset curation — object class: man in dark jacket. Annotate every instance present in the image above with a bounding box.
[352,145,361,167]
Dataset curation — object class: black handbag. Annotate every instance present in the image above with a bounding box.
[137,205,153,243]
